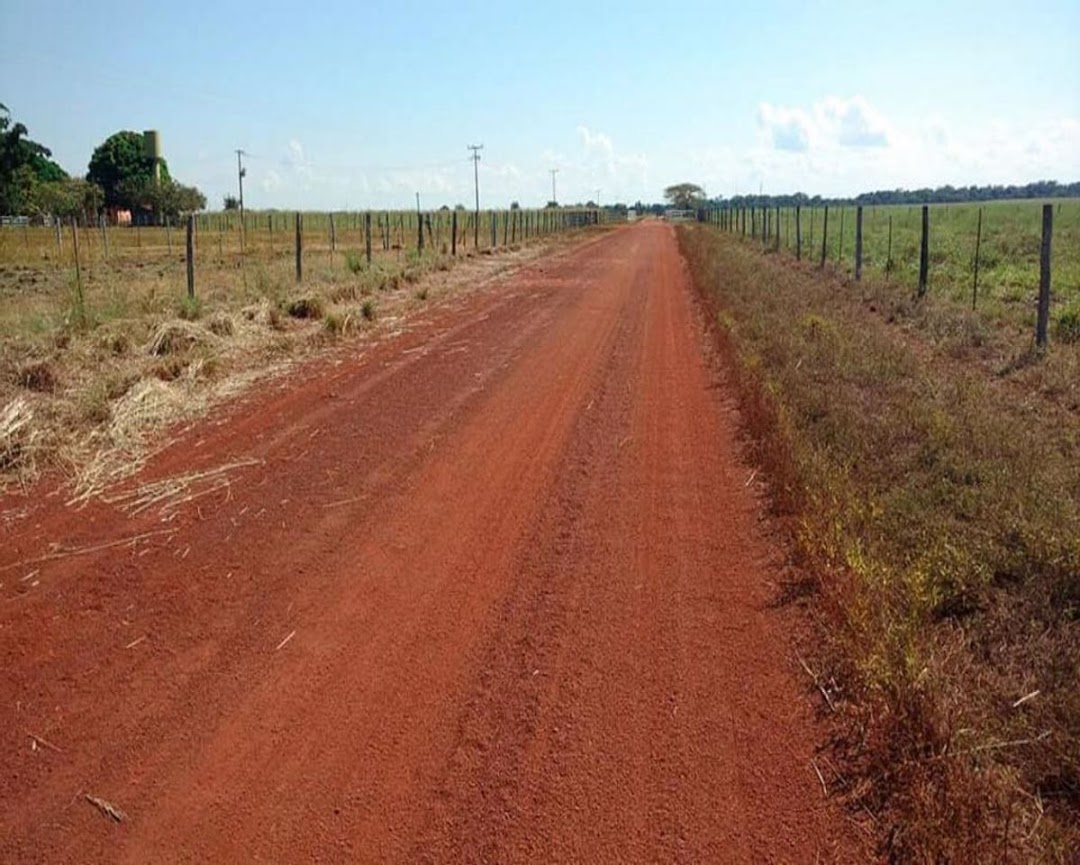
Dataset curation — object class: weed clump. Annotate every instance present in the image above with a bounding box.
[285,296,323,320]
[14,359,57,393]
[177,295,202,321]
[147,320,214,356]
[361,299,376,321]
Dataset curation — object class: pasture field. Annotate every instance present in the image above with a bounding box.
[0,209,603,495]
[720,199,1080,339]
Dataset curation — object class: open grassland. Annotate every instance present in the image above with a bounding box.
[679,223,1079,862]
[0,212,599,498]
[727,199,1080,341]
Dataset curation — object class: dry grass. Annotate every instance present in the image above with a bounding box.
[679,224,1079,863]
[0,224,593,499]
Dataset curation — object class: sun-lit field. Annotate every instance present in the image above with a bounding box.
[0,208,608,493]
[715,199,1080,339]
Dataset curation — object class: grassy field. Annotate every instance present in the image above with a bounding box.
[0,210,605,497]
[679,222,1079,863]
[717,199,1080,339]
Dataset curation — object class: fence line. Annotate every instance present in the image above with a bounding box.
[700,199,1073,349]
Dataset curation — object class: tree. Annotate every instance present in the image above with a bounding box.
[88,131,170,209]
[0,103,68,214]
[223,194,240,210]
[663,183,706,210]
[121,177,205,221]
[26,177,103,221]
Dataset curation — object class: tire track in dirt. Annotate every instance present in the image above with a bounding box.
[0,223,861,863]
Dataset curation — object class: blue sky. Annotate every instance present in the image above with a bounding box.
[2,0,1078,209]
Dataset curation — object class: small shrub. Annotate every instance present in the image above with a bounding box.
[345,250,365,274]
[15,360,57,393]
[1055,306,1080,344]
[324,311,354,336]
[177,295,202,321]
[361,299,376,321]
[285,296,323,319]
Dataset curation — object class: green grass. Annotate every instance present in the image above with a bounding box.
[680,223,1079,863]
[723,199,1080,333]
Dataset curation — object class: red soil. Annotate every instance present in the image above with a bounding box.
[0,222,862,862]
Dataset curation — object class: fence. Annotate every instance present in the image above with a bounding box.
[0,206,611,305]
[701,200,1078,349]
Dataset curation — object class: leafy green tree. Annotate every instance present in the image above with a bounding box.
[27,177,103,220]
[663,183,706,210]
[121,177,205,221]
[0,103,68,214]
[223,194,240,210]
[88,131,170,209]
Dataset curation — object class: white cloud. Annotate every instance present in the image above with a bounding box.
[261,168,282,192]
[757,104,811,152]
[758,96,889,152]
[698,96,1078,198]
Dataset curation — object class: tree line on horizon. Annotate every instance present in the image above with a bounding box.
[713,179,1080,210]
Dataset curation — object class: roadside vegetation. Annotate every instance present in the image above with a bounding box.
[679,221,1078,862]
[0,228,555,499]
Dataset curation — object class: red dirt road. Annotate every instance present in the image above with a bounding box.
[1,223,860,862]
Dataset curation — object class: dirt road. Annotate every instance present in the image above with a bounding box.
[1,222,859,862]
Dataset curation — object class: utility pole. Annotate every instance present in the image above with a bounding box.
[595,188,601,207]
[468,143,483,247]
[235,149,246,250]
[550,168,559,205]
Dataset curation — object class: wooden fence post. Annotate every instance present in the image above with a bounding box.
[917,205,929,298]
[820,206,829,269]
[295,212,303,283]
[365,212,372,264]
[886,215,893,281]
[491,210,497,248]
[855,205,864,281]
[775,205,781,251]
[186,214,195,299]
[329,213,336,257]
[795,206,802,260]
[971,207,983,310]
[55,218,62,254]
[70,217,83,314]
[99,214,109,260]
[1036,203,1052,348]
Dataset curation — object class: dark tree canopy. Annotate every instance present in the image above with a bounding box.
[88,131,170,209]
[0,103,69,214]
[663,183,706,210]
